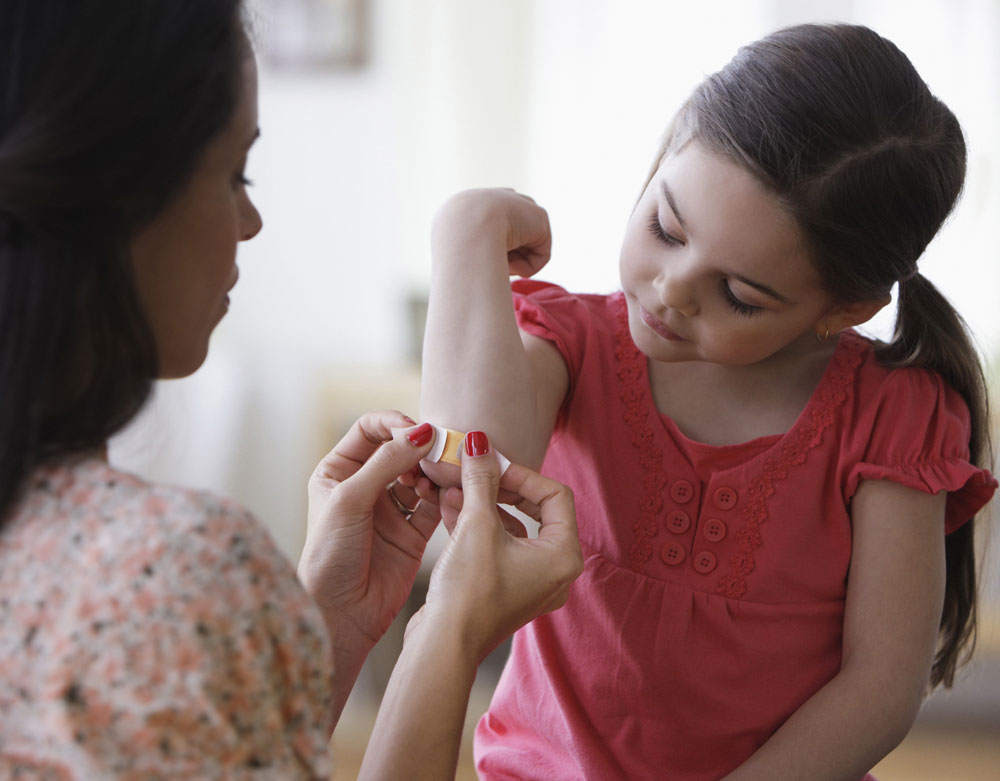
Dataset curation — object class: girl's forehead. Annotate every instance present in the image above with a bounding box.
[658,146,794,231]
[654,144,816,283]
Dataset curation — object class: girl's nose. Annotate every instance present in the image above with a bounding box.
[655,268,699,317]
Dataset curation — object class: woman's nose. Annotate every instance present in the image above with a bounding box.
[240,192,263,242]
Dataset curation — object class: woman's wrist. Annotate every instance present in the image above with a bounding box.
[403,611,482,673]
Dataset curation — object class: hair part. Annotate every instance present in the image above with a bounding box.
[644,23,990,688]
[0,0,248,522]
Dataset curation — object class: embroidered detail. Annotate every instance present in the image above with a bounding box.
[613,294,868,591]
[613,294,668,573]
[715,335,867,598]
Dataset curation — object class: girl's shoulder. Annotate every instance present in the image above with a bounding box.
[839,333,996,531]
[511,279,623,377]
[844,330,967,417]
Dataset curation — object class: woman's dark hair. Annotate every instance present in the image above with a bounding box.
[645,23,990,688]
[0,0,247,522]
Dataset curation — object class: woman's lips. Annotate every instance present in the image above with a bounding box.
[640,305,686,341]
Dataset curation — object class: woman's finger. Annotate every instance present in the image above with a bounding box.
[328,423,437,517]
[455,431,502,516]
[313,410,415,483]
[407,495,441,542]
[439,487,463,534]
[501,463,578,547]
[497,505,528,538]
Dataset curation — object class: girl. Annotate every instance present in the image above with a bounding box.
[0,0,581,777]
[421,23,997,780]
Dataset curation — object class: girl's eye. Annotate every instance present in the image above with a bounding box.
[235,173,254,188]
[721,280,764,317]
[647,213,684,247]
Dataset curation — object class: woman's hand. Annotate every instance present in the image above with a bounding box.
[414,431,583,662]
[359,432,582,779]
[296,411,441,724]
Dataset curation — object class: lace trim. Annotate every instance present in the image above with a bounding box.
[613,295,667,573]
[613,292,867,590]
[715,336,866,598]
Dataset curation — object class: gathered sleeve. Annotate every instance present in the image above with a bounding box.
[512,280,586,373]
[844,367,996,533]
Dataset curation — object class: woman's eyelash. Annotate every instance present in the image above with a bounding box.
[721,281,764,317]
[647,213,683,246]
[236,173,254,187]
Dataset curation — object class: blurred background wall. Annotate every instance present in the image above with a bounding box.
[110,0,1000,773]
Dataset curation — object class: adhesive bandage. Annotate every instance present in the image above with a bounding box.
[393,423,512,474]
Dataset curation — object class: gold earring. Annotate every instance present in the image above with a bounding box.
[815,325,830,343]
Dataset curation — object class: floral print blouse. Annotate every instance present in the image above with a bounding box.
[0,456,333,779]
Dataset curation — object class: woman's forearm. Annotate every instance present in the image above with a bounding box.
[358,621,478,780]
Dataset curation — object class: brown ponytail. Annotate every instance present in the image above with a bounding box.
[879,272,990,687]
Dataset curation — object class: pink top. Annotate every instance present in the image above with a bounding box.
[474,281,997,780]
[0,457,333,779]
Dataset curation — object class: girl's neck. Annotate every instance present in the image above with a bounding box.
[648,335,840,447]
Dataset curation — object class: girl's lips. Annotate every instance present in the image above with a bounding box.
[640,305,686,341]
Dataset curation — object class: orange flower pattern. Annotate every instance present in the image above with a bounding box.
[0,457,333,778]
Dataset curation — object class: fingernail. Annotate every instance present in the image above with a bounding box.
[465,431,489,457]
[407,422,434,447]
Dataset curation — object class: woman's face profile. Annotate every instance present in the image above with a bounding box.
[130,55,263,379]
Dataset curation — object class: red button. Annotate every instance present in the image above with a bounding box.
[661,542,686,566]
[670,480,695,504]
[712,486,738,510]
[693,550,717,574]
[666,510,691,534]
[703,518,727,542]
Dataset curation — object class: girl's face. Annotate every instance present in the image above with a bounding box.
[619,142,844,368]
[130,56,262,379]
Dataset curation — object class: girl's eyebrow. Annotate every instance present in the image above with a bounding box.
[659,181,687,231]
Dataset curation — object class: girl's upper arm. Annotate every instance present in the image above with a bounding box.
[842,479,947,714]
[521,328,571,456]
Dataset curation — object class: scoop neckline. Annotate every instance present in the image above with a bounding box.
[644,328,862,465]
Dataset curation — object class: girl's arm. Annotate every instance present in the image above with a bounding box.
[420,189,569,484]
[724,479,946,780]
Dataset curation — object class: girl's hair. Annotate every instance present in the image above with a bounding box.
[0,0,247,524]
[646,23,989,688]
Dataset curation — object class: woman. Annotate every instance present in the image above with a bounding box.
[0,1,582,777]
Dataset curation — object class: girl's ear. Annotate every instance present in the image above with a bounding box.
[822,295,892,335]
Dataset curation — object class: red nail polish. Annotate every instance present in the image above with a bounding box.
[465,431,489,457]
[407,422,433,447]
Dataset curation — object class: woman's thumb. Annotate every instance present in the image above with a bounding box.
[458,431,501,513]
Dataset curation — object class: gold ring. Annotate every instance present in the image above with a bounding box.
[386,481,419,516]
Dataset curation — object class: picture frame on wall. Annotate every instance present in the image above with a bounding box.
[257,0,369,71]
